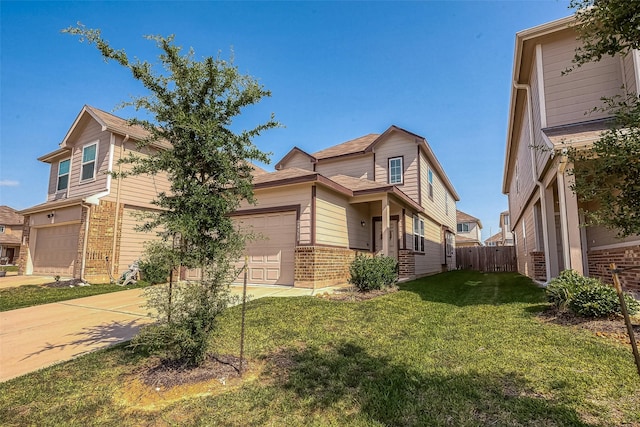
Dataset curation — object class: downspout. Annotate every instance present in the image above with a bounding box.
[111,135,128,277]
[513,81,553,282]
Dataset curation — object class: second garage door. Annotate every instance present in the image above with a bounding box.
[33,224,81,276]
[235,211,296,285]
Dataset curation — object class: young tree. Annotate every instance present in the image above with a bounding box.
[565,1,640,237]
[64,24,279,365]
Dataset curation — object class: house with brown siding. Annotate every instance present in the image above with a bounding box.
[0,206,23,265]
[502,16,640,292]
[20,106,459,287]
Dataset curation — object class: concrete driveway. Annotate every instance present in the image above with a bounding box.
[0,282,339,382]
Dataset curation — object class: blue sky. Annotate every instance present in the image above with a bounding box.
[1,1,573,239]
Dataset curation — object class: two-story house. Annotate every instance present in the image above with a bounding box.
[0,206,24,265]
[485,211,514,247]
[20,106,459,287]
[455,210,483,247]
[502,16,640,292]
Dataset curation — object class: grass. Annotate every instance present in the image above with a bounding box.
[0,265,19,272]
[0,281,150,311]
[1,271,639,426]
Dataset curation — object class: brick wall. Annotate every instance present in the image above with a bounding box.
[530,251,546,282]
[83,201,121,283]
[588,245,640,293]
[294,246,371,289]
[17,215,30,275]
[398,249,415,279]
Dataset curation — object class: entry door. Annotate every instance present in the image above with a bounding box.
[374,220,398,259]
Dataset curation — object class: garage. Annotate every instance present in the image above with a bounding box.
[118,206,162,274]
[33,223,81,276]
[234,210,297,285]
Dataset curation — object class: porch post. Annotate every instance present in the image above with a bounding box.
[558,168,585,274]
[381,194,389,256]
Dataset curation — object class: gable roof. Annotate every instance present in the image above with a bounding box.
[0,206,23,226]
[485,232,502,244]
[456,210,482,228]
[275,125,460,201]
[274,147,316,170]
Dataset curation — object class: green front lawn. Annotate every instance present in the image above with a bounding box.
[1,271,638,426]
[0,281,150,311]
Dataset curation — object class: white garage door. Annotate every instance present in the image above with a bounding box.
[235,211,296,285]
[33,224,81,276]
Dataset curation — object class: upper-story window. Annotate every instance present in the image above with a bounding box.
[81,143,97,181]
[57,159,70,191]
[503,214,510,226]
[457,223,470,233]
[0,225,5,233]
[413,215,425,252]
[388,157,403,184]
[428,168,434,199]
[445,193,449,216]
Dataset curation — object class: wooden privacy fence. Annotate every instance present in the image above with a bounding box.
[456,246,517,272]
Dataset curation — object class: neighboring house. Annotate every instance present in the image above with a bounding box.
[485,211,514,247]
[502,16,640,291]
[456,210,482,247]
[0,206,23,265]
[20,106,459,288]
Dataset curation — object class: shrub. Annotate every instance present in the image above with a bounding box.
[546,270,601,310]
[138,257,171,285]
[546,269,640,318]
[349,254,398,292]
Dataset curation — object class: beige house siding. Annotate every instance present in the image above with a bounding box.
[513,204,537,278]
[420,152,455,229]
[623,51,638,95]
[117,205,163,273]
[281,151,314,171]
[586,224,640,250]
[543,35,624,127]
[508,101,535,223]
[66,120,111,198]
[374,134,419,201]
[106,136,171,209]
[245,184,312,245]
[316,154,373,179]
[314,186,371,250]
[414,215,444,276]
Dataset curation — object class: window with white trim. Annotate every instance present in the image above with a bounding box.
[388,157,403,184]
[81,143,97,181]
[413,215,425,252]
[445,230,454,257]
[457,223,470,233]
[0,225,5,233]
[503,214,509,226]
[445,193,449,216]
[57,159,70,191]
[428,168,434,199]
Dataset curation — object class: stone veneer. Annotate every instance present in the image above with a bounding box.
[588,245,640,293]
[17,216,31,276]
[530,251,547,282]
[294,246,371,289]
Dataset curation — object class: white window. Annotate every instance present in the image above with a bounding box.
[57,159,70,191]
[504,214,510,226]
[389,157,403,184]
[0,225,5,233]
[81,143,97,181]
[428,168,434,199]
[445,193,449,216]
[457,223,470,233]
[515,164,520,194]
[522,221,527,255]
[413,215,425,252]
[445,231,454,256]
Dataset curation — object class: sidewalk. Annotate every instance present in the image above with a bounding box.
[0,282,343,382]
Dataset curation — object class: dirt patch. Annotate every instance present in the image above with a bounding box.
[317,285,399,302]
[538,307,640,346]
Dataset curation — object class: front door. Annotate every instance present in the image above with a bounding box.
[5,248,15,264]
[374,220,398,259]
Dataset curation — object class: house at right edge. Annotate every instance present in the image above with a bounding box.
[502,16,640,292]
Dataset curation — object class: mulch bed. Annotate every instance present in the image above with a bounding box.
[317,285,399,302]
[538,307,640,346]
[137,354,245,389]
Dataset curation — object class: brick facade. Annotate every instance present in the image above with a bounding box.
[530,251,546,282]
[294,246,370,289]
[82,200,122,283]
[588,245,640,293]
[398,249,415,279]
[17,215,30,276]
